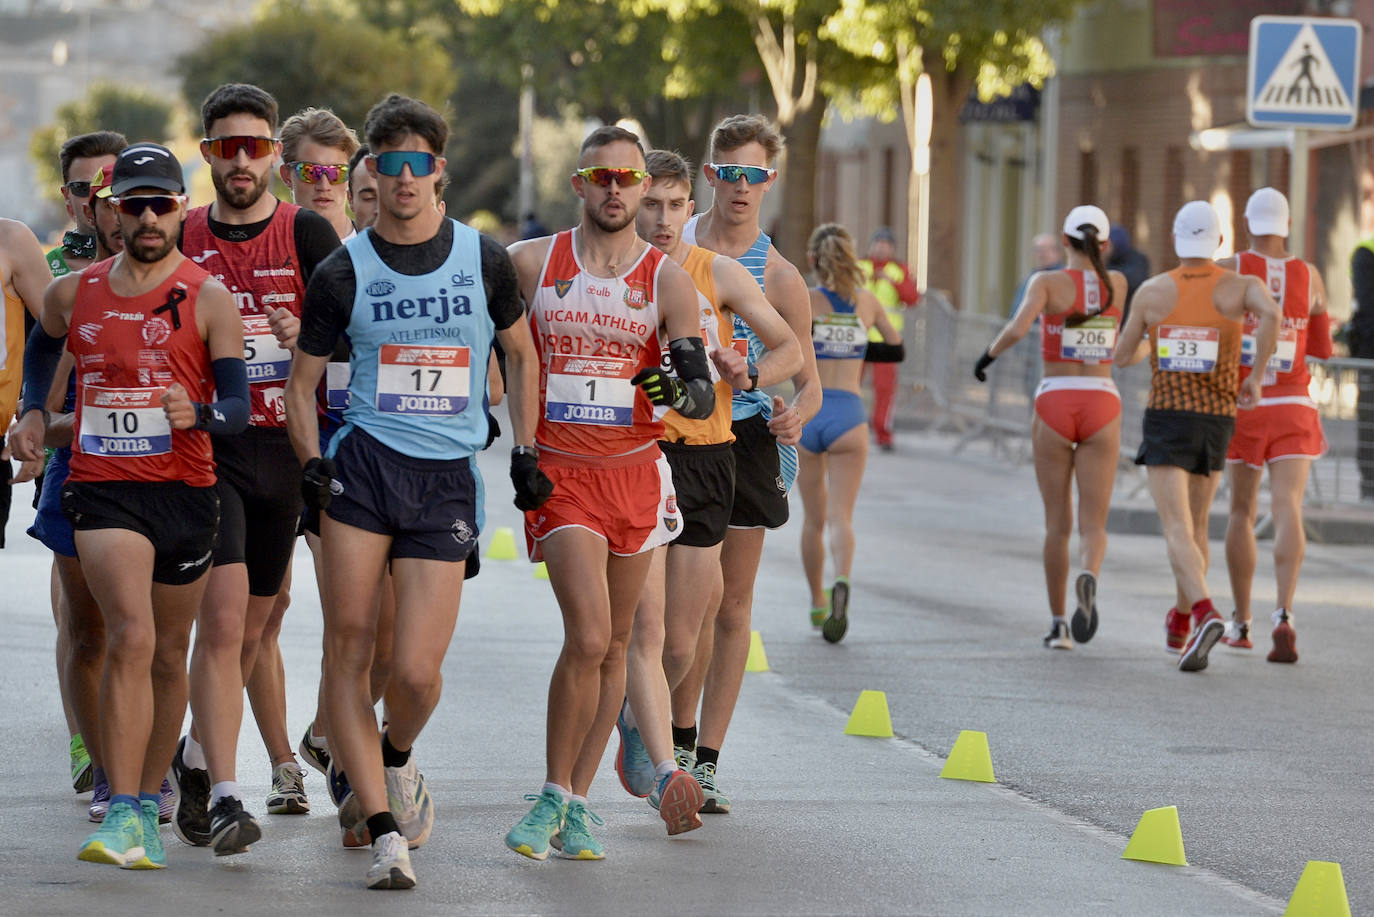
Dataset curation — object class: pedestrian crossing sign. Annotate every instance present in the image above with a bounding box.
[1247,16,1362,130]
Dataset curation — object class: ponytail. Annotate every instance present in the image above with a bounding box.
[807,223,865,303]
[1064,224,1114,328]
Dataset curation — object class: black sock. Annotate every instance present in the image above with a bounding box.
[366,811,400,843]
[671,724,697,751]
[695,746,719,767]
[381,732,410,768]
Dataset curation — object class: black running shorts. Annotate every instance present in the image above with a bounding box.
[1134,408,1235,475]
[62,480,219,585]
[728,413,789,529]
[212,427,304,596]
[660,440,735,548]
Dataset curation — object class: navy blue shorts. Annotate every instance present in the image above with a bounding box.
[29,447,76,558]
[800,389,868,454]
[326,426,483,570]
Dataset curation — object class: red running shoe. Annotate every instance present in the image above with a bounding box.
[1267,611,1298,663]
[1164,607,1191,653]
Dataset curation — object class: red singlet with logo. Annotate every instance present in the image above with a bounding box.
[66,258,216,486]
[530,229,668,456]
[1040,269,1122,365]
[182,203,304,427]
[1235,251,1312,397]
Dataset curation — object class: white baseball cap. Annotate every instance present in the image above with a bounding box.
[1062,205,1110,242]
[1244,187,1289,238]
[1173,200,1222,259]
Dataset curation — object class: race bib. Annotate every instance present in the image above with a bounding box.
[79,387,172,457]
[812,313,866,359]
[376,344,469,415]
[1156,325,1219,372]
[1060,314,1117,363]
[325,361,351,411]
[1240,327,1298,382]
[242,312,293,383]
[546,354,635,426]
[659,329,723,383]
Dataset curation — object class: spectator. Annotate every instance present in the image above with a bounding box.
[1107,224,1151,310]
[858,227,919,450]
[1350,236,1374,500]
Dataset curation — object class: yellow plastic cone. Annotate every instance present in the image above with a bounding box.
[939,730,996,783]
[1284,861,1351,917]
[533,561,550,580]
[843,690,893,737]
[745,631,769,672]
[1121,805,1188,866]
[485,526,518,560]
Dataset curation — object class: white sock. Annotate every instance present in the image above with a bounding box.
[1273,608,1291,626]
[570,794,588,806]
[211,781,239,806]
[309,724,327,746]
[654,759,676,779]
[541,782,571,804]
[183,734,208,770]
[1052,615,1068,625]
[620,698,638,731]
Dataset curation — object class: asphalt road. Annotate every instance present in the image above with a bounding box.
[0,419,1367,915]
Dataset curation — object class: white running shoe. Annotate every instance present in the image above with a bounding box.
[385,758,434,849]
[365,831,416,890]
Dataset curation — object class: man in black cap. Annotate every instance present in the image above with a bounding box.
[12,142,250,869]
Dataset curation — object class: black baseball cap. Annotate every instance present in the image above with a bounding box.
[110,143,185,197]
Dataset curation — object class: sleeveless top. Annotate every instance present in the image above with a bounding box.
[182,203,306,428]
[329,220,492,461]
[1235,251,1311,397]
[1147,262,1242,416]
[659,244,735,446]
[1040,270,1122,365]
[66,258,216,485]
[0,279,24,434]
[812,287,868,360]
[529,229,668,458]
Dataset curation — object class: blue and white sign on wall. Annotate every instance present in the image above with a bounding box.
[1247,16,1362,131]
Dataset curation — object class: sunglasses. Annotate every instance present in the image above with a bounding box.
[287,161,350,185]
[709,163,775,184]
[370,151,437,177]
[203,135,278,160]
[64,180,92,198]
[574,167,648,187]
[109,194,186,216]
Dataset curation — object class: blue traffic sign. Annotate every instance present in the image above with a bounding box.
[1247,16,1362,130]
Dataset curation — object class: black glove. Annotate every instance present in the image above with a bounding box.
[484,411,501,450]
[973,349,995,383]
[301,456,337,511]
[510,449,553,511]
[631,367,686,409]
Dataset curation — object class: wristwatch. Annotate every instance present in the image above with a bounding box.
[744,362,759,393]
[195,402,213,430]
[511,444,539,459]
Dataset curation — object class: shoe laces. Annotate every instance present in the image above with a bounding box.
[388,761,422,805]
[692,762,718,792]
[521,793,566,828]
[274,763,306,793]
[373,830,407,860]
[563,800,604,833]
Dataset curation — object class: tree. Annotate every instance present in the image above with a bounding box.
[29,82,176,204]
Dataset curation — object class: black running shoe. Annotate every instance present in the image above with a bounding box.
[209,796,262,856]
[822,579,849,644]
[1071,572,1099,643]
[169,735,212,847]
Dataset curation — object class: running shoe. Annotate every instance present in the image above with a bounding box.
[70,734,93,794]
[1071,572,1099,643]
[328,761,369,848]
[158,778,174,824]
[1164,607,1191,653]
[78,800,144,866]
[385,758,435,849]
[1043,619,1072,650]
[208,796,261,856]
[366,831,416,890]
[124,799,166,870]
[809,606,826,627]
[647,769,704,836]
[266,762,310,815]
[692,760,731,814]
[551,800,605,860]
[505,790,566,860]
[673,744,696,770]
[1220,616,1253,649]
[822,579,849,644]
[1178,609,1225,672]
[89,772,110,823]
[614,700,654,798]
[168,735,211,847]
[298,724,330,776]
[1267,610,1298,664]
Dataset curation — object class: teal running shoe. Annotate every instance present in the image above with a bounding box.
[551,800,605,860]
[614,701,654,798]
[78,800,144,866]
[692,761,731,814]
[70,734,93,794]
[124,800,166,869]
[673,744,696,770]
[504,790,565,860]
[648,769,703,835]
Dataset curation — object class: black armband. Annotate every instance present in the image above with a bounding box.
[21,322,65,419]
[864,342,905,364]
[667,336,715,420]
[193,357,251,434]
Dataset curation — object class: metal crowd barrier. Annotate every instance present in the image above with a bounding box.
[893,293,1374,509]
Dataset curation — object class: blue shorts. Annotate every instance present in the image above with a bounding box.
[326,426,484,569]
[800,389,868,454]
[28,447,76,558]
